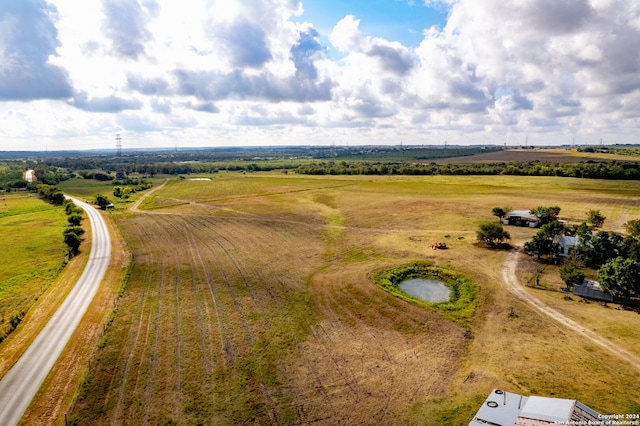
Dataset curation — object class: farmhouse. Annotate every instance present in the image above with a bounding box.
[469,389,614,426]
[553,235,579,257]
[504,210,540,228]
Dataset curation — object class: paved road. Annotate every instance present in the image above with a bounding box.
[0,197,111,426]
[502,249,640,372]
[24,170,35,183]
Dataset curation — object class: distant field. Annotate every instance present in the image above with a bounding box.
[0,195,67,341]
[58,176,167,212]
[57,178,115,199]
[432,148,634,164]
[70,173,640,424]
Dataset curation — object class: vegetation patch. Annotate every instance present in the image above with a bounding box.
[0,196,67,342]
[372,262,478,326]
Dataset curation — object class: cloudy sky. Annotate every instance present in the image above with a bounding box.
[1,0,640,151]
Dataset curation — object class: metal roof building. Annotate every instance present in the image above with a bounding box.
[504,210,540,228]
[469,389,617,426]
[553,235,579,257]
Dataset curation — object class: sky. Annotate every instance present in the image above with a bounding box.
[1,0,640,151]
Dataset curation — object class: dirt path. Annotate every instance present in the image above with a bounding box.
[502,249,640,372]
[130,179,169,212]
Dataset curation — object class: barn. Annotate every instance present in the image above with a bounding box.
[573,279,614,303]
[504,210,540,228]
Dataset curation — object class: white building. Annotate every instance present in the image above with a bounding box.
[553,235,579,257]
[469,389,616,426]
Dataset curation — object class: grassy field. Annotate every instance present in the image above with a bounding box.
[433,148,638,164]
[0,194,68,342]
[68,173,640,424]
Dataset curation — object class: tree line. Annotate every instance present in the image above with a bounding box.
[0,163,72,192]
[296,160,640,179]
[36,184,86,256]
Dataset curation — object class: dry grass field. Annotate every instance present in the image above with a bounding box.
[69,173,640,425]
[432,148,635,164]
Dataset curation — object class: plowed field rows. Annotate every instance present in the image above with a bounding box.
[70,174,640,424]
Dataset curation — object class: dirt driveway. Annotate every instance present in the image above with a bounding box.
[502,249,640,372]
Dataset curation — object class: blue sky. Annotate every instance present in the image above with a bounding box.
[297,0,449,49]
[1,0,640,151]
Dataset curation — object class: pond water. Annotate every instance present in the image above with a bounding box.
[399,278,451,303]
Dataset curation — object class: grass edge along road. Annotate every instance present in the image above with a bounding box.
[0,197,111,426]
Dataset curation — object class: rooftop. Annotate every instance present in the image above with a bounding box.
[554,235,579,246]
[469,389,615,426]
[506,210,539,221]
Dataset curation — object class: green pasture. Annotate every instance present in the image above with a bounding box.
[0,195,67,341]
[58,177,116,199]
[58,175,165,205]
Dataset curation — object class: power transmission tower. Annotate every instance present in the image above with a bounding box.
[116,134,122,157]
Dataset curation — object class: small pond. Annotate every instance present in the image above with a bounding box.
[399,278,451,303]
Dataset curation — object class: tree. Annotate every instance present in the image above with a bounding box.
[524,232,556,259]
[63,228,82,254]
[491,207,510,223]
[586,209,606,229]
[540,220,566,238]
[476,222,510,247]
[64,200,77,215]
[598,257,640,300]
[624,219,640,239]
[573,222,591,238]
[114,186,133,199]
[49,190,65,205]
[586,231,623,266]
[559,264,585,290]
[121,186,132,199]
[66,226,85,237]
[67,213,83,226]
[523,220,565,259]
[621,236,640,263]
[95,194,111,210]
[529,206,561,225]
[37,184,65,205]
